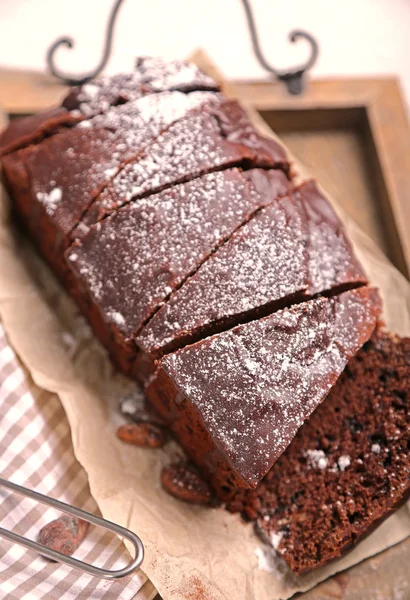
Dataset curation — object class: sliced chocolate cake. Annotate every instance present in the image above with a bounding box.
[5,59,409,580]
[227,330,410,574]
[136,180,367,380]
[65,169,290,373]
[146,288,381,496]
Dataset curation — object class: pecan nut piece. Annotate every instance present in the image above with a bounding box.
[39,515,89,556]
[117,422,166,448]
[161,463,212,505]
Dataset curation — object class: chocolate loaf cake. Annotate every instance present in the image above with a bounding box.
[4,60,405,574]
[65,168,290,373]
[227,330,410,574]
[136,180,368,380]
[146,288,381,496]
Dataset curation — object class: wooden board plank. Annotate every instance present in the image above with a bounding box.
[0,67,67,113]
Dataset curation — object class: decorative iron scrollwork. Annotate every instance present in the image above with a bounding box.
[46,0,319,94]
[46,0,125,86]
[240,0,319,94]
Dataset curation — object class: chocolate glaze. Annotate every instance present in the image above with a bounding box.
[72,99,290,235]
[66,169,288,374]
[0,108,82,156]
[137,180,368,379]
[146,288,382,496]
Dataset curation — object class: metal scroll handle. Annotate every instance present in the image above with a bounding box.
[46,0,125,86]
[240,0,319,94]
[0,477,144,579]
[46,0,319,95]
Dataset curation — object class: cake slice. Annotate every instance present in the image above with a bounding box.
[136,180,367,381]
[227,330,410,574]
[1,91,218,282]
[0,57,220,156]
[65,168,290,374]
[72,100,290,234]
[146,288,382,497]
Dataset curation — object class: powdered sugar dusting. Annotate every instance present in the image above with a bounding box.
[27,127,125,235]
[29,91,218,239]
[133,56,218,92]
[158,288,379,484]
[107,311,126,327]
[36,187,62,215]
[255,545,288,577]
[83,90,219,147]
[138,179,365,355]
[66,169,274,338]
[120,394,142,417]
[80,83,99,99]
[82,101,285,228]
[73,57,219,117]
[305,449,328,469]
[270,531,284,550]
[338,455,351,471]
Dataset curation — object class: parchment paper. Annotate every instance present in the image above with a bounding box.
[1,52,410,600]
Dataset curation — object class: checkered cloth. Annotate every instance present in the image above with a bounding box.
[0,324,157,600]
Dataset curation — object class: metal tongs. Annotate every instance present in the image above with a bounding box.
[0,478,144,579]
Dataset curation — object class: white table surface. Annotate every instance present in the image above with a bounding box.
[0,0,409,114]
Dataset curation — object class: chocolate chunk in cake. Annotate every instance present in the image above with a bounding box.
[73,100,290,233]
[0,57,219,156]
[2,91,216,283]
[227,330,410,574]
[146,288,382,496]
[65,169,288,373]
[137,180,367,379]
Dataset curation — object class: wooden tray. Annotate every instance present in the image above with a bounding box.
[1,69,410,599]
